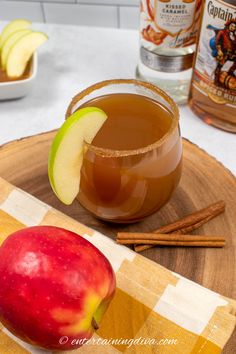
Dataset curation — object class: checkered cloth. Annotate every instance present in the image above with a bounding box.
[0,176,235,354]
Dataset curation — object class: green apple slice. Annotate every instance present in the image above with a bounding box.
[48,107,108,205]
[1,29,32,69]
[6,31,48,78]
[0,19,31,50]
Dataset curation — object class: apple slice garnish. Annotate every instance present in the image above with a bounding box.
[6,31,48,78]
[0,19,31,50]
[1,29,32,69]
[48,107,108,205]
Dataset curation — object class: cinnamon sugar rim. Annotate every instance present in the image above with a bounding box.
[66,79,180,157]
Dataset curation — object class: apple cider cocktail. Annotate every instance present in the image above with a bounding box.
[67,80,182,223]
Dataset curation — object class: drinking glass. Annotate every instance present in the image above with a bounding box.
[66,79,182,223]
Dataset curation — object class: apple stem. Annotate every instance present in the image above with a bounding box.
[91,317,99,330]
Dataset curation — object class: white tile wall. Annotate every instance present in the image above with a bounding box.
[0,1,44,22]
[119,6,139,29]
[0,0,140,29]
[20,0,76,3]
[77,0,139,5]
[43,3,118,27]
[4,0,76,2]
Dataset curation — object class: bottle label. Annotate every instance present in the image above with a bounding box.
[192,0,236,106]
[140,0,201,49]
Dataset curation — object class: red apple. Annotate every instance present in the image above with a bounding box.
[0,226,116,350]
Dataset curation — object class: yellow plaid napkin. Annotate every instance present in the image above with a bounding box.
[0,176,235,354]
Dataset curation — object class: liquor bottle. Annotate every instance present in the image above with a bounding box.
[189,0,236,133]
[136,0,202,104]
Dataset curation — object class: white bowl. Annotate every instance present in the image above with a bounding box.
[0,53,37,100]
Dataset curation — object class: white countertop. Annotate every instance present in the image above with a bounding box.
[0,22,235,175]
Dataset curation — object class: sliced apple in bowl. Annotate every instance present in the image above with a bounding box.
[6,31,48,78]
[48,107,108,205]
[0,19,31,50]
[1,29,32,69]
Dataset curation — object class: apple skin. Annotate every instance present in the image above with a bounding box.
[48,107,107,205]
[0,226,116,350]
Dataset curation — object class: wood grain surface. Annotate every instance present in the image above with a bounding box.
[0,131,235,351]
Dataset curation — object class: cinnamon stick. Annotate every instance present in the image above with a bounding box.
[137,201,225,251]
[117,233,225,248]
[118,201,225,252]
[154,201,225,233]
[119,240,225,248]
[117,233,225,242]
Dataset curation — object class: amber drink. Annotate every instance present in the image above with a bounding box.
[66,80,182,223]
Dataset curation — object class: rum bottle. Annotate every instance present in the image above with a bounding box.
[136,0,202,103]
[189,0,236,133]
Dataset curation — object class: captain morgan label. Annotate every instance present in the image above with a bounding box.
[192,0,236,105]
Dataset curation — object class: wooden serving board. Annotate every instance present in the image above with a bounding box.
[0,131,236,352]
[0,133,235,292]
[0,131,235,298]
